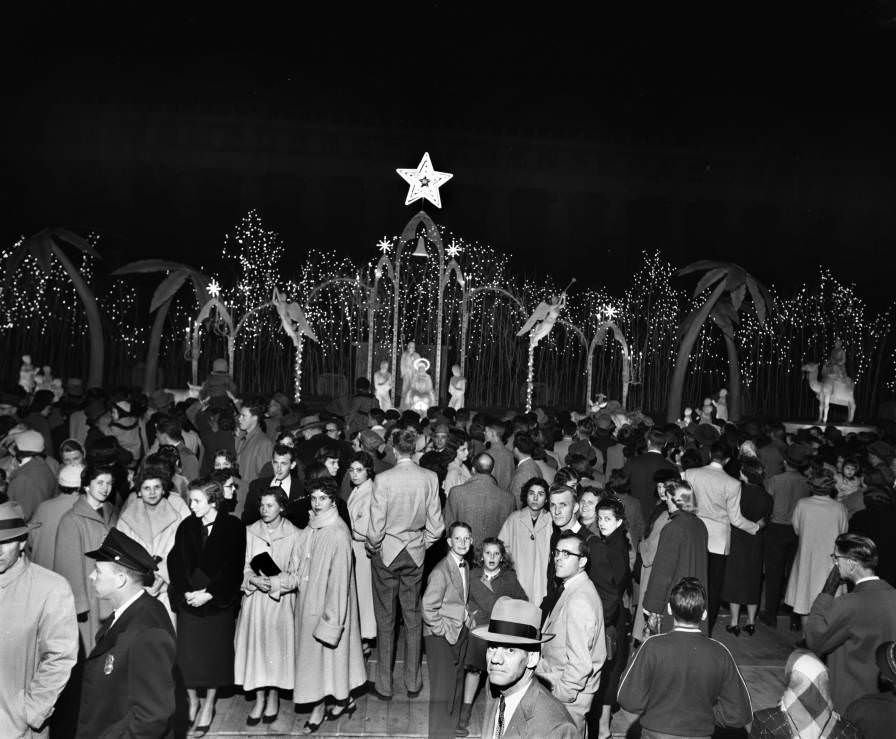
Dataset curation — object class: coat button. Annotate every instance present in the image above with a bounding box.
[530,534,535,540]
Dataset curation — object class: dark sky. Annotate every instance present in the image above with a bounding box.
[4,3,896,302]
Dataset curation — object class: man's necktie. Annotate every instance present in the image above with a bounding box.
[459,559,467,600]
[95,613,114,644]
[494,694,505,738]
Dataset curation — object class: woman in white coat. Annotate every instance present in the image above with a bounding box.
[346,451,377,652]
[234,488,305,725]
[116,463,190,626]
[785,467,848,628]
[497,477,552,605]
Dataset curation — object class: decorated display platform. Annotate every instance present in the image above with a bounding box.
[783,421,878,436]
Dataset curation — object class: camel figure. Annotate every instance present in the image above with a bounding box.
[801,362,856,424]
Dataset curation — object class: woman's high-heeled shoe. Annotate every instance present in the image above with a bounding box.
[325,698,357,721]
[725,624,741,637]
[194,708,215,737]
[743,623,756,636]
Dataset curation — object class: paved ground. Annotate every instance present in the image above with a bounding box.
[193,612,797,737]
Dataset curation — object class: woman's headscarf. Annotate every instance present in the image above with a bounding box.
[779,649,839,739]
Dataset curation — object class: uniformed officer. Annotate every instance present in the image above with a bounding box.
[76,529,177,738]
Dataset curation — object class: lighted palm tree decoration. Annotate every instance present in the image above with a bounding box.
[667,261,772,423]
[112,260,209,392]
[5,228,105,387]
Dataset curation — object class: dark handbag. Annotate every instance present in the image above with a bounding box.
[189,568,211,590]
[250,552,282,577]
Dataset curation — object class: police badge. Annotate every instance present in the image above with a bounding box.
[104,654,115,675]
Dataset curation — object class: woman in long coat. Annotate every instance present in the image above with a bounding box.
[54,464,118,655]
[632,473,677,642]
[279,477,366,732]
[722,457,772,635]
[346,451,377,648]
[785,469,848,628]
[116,464,190,626]
[497,477,552,605]
[234,488,304,725]
[168,477,246,732]
[589,495,632,739]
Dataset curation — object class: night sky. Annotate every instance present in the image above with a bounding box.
[4,3,896,303]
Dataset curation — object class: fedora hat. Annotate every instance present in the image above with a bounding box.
[471,597,555,645]
[0,502,39,542]
[295,414,326,433]
[149,389,174,412]
[867,440,895,461]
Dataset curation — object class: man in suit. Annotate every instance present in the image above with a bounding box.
[510,434,542,506]
[619,577,753,738]
[624,428,677,520]
[484,420,515,493]
[243,443,304,525]
[683,442,763,635]
[367,427,445,699]
[806,533,896,712]
[155,415,200,482]
[472,597,578,739]
[443,453,515,549]
[76,529,177,739]
[6,430,57,521]
[536,532,606,732]
[541,484,589,617]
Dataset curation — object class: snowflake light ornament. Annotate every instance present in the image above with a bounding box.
[446,241,462,259]
[207,279,221,299]
[377,238,392,255]
[396,152,453,208]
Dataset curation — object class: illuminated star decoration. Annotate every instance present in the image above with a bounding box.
[396,152,453,208]
[446,241,462,259]
[207,279,221,298]
[377,238,392,255]
[603,304,617,321]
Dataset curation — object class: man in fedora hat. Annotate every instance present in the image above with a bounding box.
[760,443,812,628]
[472,596,577,739]
[0,501,78,739]
[76,529,176,739]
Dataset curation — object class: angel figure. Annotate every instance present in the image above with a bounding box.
[517,291,568,348]
[399,341,420,391]
[272,287,318,347]
[373,360,394,411]
[448,364,466,410]
[404,358,435,414]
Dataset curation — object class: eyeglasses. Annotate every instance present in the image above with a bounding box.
[830,553,855,562]
[552,548,583,560]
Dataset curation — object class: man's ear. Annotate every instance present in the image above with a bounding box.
[526,650,540,669]
[666,603,672,616]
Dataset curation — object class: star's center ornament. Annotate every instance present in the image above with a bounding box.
[396,152,453,209]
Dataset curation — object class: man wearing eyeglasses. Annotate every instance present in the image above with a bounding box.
[806,533,896,712]
[535,533,606,733]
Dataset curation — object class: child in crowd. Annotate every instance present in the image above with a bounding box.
[423,521,473,739]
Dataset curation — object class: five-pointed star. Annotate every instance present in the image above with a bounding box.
[377,237,392,254]
[208,279,221,298]
[446,242,462,258]
[396,152,453,208]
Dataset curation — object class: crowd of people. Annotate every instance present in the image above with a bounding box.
[2,365,896,739]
